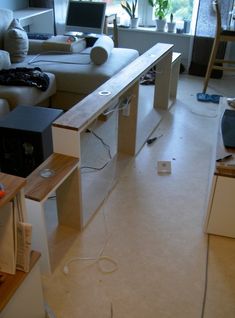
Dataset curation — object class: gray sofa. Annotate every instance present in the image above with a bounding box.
[0,8,139,112]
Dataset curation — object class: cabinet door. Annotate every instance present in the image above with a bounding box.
[207,175,235,238]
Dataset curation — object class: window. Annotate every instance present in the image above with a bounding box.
[106,0,198,32]
[170,0,194,20]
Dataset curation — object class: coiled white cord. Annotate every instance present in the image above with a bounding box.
[63,185,118,275]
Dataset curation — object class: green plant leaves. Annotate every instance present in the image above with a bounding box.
[148,0,170,19]
[121,0,138,18]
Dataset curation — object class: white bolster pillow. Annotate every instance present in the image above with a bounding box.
[90,35,114,65]
[0,50,11,70]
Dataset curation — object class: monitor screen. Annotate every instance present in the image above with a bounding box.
[65,1,107,35]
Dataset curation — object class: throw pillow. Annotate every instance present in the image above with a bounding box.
[4,18,29,63]
[0,50,11,70]
[90,35,114,65]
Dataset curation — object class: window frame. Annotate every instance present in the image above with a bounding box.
[106,0,199,34]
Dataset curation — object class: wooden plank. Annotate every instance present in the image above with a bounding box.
[0,173,26,208]
[53,43,173,132]
[56,168,82,229]
[172,52,181,64]
[118,82,139,154]
[154,48,172,109]
[0,251,40,312]
[25,153,79,202]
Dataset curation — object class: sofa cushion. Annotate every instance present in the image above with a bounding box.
[0,50,11,70]
[90,35,114,65]
[0,9,13,49]
[4,18,29,63]
[16,47,139,95]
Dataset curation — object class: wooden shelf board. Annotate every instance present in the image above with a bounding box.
[0,251,40,312]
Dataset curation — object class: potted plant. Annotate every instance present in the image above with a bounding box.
[167,13,175,33]
[121,0,139,28]
[148,0,170,31]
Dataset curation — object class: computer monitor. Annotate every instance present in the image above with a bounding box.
[65,1,107,35]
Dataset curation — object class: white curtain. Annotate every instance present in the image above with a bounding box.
[137,0,154,27]
[54,0,69,34]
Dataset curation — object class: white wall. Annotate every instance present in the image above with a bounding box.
[118,28,194,71]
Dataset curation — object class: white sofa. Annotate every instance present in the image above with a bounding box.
[0,8,139,112]
[0,8,57,112]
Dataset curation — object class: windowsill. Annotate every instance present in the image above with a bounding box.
[117,25,194,37]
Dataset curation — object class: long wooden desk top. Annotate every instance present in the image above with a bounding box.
[53,43,173,132]
[25,153,79,202]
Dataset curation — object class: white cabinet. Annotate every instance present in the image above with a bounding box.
[205,99,235,238]
[206,175,235,238]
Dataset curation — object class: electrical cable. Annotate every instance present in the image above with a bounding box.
[102,94,133,117]
[81,95,134,172]
[102,101,121,116]
[190,108,219,118]
[110,302,113,318]
[102,101,130,116]
[48,195,56,200]
[200,234,210,318]
[63,124,120,275]
[81,160,110,172]
[89,129,112,159]
[80,128,112,172]
[80,95,133,172]
[28,59,90,65]
[63,98,134,270]
[62,185,118,275]
[27,50,90,65]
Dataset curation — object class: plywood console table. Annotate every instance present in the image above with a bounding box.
[204,98,235,238]
[52,43,174,228]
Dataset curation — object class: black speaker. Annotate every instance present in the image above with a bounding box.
[0,106,63,177]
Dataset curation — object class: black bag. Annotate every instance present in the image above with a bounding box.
[0,67,50,91]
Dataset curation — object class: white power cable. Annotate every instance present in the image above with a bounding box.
[27,50,90,65]
[63,186,118,275]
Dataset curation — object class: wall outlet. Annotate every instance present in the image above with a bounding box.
[157,161,171,174]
